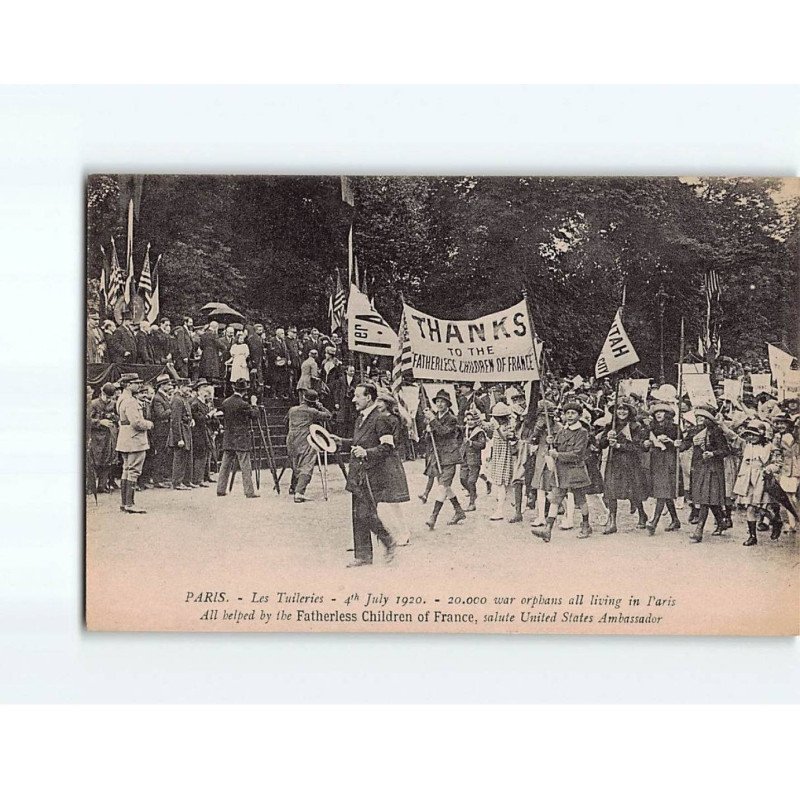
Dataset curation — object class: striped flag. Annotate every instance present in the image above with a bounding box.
[139,243,154,320]
[329,270,346,334]
[147,254,161,324]
[99,245,108,314]
[704,269,721,303]
[106,237,123,309]
[123,199,135,305]
[391,309,413,393]
[702,269,722,358]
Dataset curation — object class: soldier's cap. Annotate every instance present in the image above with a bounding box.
[119,372,143,385]
[155,374,173,386]
[101,382,117,395]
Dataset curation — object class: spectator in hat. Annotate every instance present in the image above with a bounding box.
[87,310,105,364]
[286,389,332,502]
[89,382,119,493]
[189,380,215,487]
[216,378,260,498]
[150,374,174,487]
[269,327,292,400]
[168,378,195,489]
[421,388,466,529]
[114,373,153,513]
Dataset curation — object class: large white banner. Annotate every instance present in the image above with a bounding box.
[749,372,773,396]
[403,299,538,382]
[595,309,639,378]
[346,284,399,356]
[619,378,650,400]
[684,372,717,409]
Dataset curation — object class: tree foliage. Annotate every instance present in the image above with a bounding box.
[87,175,798,379]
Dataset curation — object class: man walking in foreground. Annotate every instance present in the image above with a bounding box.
[332,383,397,567]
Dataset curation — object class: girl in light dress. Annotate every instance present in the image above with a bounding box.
[228,331,250,383]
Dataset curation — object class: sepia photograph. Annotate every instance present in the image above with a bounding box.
[85,174,800,634]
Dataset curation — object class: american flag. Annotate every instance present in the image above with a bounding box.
[392,309,413,393]
[329,269,346,333]
[139,243,154,319]
[147,254,161,324]
[704,269,722,303]
[106,237,124,309]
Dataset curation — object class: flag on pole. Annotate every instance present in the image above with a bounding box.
[702,269,722,358]
[139,243,154,320]
[704,269,721,303]
[391,309,413,393]
[147,254,161,324]
[348,225,356,287]
[767,343,795,380]
[123,199,135,305]
[99,245,108,314]
[595,308,640,378]
[106,237,123,309]
[346,283,399,355]
[329,270,346,334]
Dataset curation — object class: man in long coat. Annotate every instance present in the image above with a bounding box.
[332,383,398,567]
[172,316,196,378]
[107,312,138,364]
[168,379,194,489]
[189,380,215,486]
[150,374,173,487]
[198,321,223,382]
[216,379,259,497]
[286,389,332,502]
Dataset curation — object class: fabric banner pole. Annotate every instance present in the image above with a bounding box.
[676,315,685,496]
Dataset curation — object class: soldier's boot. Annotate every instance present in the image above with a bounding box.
[577,516,592,539]
[425,501,444,530]
[743,520,758,547]
[447,497,466,526]
[119,479,128,512]
[509,483,524,523]
[125,482,146,514]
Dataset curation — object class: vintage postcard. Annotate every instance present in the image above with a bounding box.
[85,175,800,634]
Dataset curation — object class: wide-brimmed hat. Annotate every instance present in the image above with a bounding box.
[377,390,398,408]
[537,399,556,411]
[562,399,582,413]
[155,374,173,387]
[193,379,210,390]
[743,420,767,437]
[302,389,319,403]
[308,423,337,453]
[650,402,675,416]
[491,401,513,418]
[464,408,481,422]
[232,378,250,391]
[119,372,143,386]
[433,389,452,406]
[694,406,717,422]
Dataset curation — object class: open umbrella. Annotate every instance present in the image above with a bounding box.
[208,304,245,324]
[200,302,227,313]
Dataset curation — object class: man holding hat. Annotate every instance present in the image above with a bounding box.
[168,378,195,489]
[114,373,153,513]
[150,374,174,487]
[532,398,593,542]
[286,389,332,502]
[190,380,216,486]
[216,378,260,498]
[297,349,320,396]
[421,388,466,529]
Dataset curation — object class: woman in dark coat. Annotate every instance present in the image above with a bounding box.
[374,391,412,544]
[598,400,649,533]
[682,405,731,542]
[645,403,680,534]
[89,383,119,492]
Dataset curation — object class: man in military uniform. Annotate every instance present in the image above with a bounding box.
[150,373,174,487]
[168,378,194,490]
[216,378,260,498]
[115,373,153,513]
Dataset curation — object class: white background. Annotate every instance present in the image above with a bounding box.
[0,86,799,705]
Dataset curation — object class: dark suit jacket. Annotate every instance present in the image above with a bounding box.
[150,329,174,364]
[151,390,172,445]
[136,331,154,364]
[248,333,266,376]
[108,325,138,364]
[220,394,258,451]
[198,331,223,379]
[173,327,195,369]
[343,406,395,496]
[167,394,193,447]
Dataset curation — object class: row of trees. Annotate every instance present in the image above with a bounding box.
[87,175,798,381]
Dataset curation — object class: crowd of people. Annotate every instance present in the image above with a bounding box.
[86,306,799,566]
